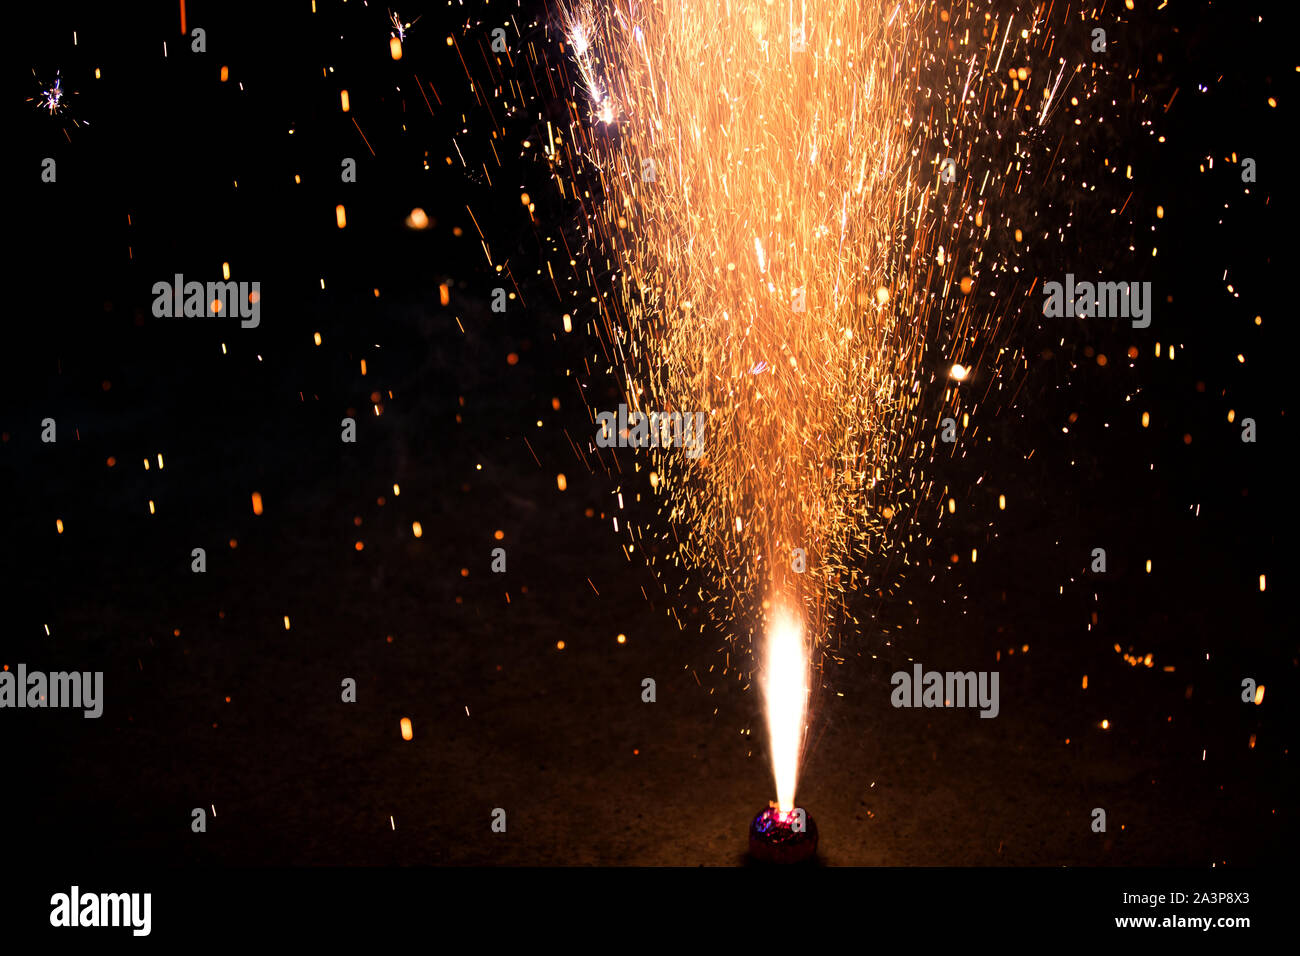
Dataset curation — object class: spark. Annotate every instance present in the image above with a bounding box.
[389,9,420,42]
[38,73,65,114]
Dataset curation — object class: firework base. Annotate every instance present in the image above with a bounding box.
[748,806,819,864]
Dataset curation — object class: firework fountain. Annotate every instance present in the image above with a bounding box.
[550,0,1082,855]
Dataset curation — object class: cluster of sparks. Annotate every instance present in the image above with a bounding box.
[545,0,1105,806]
[29,68,79,126]
[37,72,65,114]
[562,0,927,644]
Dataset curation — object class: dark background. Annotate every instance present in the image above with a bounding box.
[2,0,1293,868]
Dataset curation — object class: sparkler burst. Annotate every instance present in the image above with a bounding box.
[38,73,65,113]
[549,0,1087,805]
[389,9,419,41]
[28,66,86,135]
[30,69,71,116]
[562,2,931,651]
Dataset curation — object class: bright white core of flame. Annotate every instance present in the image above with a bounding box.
[763,605,809,813]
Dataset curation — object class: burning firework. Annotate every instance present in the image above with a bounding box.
[557,0,927,812]
[554,0,1041,814]
[441,0,1133,839]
